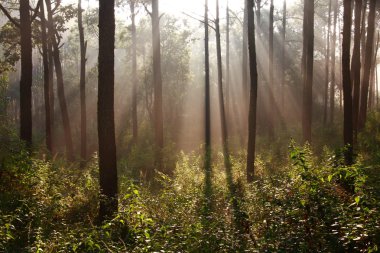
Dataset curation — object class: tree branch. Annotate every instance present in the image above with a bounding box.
[0,4,20,28]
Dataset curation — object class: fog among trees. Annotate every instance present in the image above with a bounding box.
[0,0,380,251]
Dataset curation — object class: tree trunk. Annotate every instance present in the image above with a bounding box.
[330,0,338,124]
[369,34,379,110]
[323,0,332,125]
[152,0,164,170]
[351,0,362,140]
[39,2,52,153]
[130,1,138,144]
[203,0,212,212]
[20,0,33,147]
[281,0,286,108]
[45,0,74,160]
[78,0,87,167]
[98,0,118,221]
[342,0,354,165]
[302,0,314,143]
[246,0,258,182]
[268,0,275,137]
[216,0,229,154]
[358,0,377,130]
[226,0,230,125]
[242,5,249,120]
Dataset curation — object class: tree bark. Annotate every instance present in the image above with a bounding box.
[130,1,138,144]
[351,0,362,139]
[358,0,377,130]
[302,0,314,143]
[39,2,52,153]
[98,0,118,221]
[342,0,354,165]
[78,0,87,167]
[329,0,338,124]
[268,0,275,137]
[46,0,74,160]
[246,0,258,182]
[323,0,332,125]
[281,0,286,108]
[152,0,164,169]
[20,0,33,147]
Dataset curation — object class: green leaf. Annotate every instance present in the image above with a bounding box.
[355,196,360,204]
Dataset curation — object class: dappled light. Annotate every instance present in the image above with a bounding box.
[0,0,380,252]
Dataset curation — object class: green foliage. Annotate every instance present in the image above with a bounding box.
[359,110,380,163]
[1,140,379,252]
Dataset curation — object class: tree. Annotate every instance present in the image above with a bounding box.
[323,0,332,125]
[45,0,74,160]
[98,0,118,221]
[268,0,275,137]
[246,0,258,182]
[329,0,338,124]
[78,0,87,167]
[302,0,314,143]
[358,0,377,130]
[215,0,228,146]
[280,0,286,107]
[19,0,33,148]
[342,0,354,165]
[151,0,164,169]
[352,0,362,139]
[39,1,53,153]
[130,0,138,144]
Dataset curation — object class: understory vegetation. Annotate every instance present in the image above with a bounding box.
[1,114,380,253]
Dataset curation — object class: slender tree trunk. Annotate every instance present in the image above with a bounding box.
[78,0,87,167]
[369,34,379,110]
[226,0,230,124]
[268,0,275,137]
[46,0,74,160]
[281,0,286,108]
[203,0,212,211]
[130,1,138,144]
[342,0,354,165]
[302,0,314,143]
[152,0,164,169]
[330,0,338,124]
[242,5,249,118]
[98,0,118,222]
[352,0,362,140]
[358,0,377,130]
[323,0,332,125]
[47,35,54,153]
[246,0,258,182]
[216,0,228,149]
[20,0,33,147]
[40,2,52,153]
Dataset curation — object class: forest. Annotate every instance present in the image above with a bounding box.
[0,0,380,252]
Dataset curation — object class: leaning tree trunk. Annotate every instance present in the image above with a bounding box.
[98,0,118,222]
[351,0,362,140]
[342,0,354,165]
[152,0,164,170]
[20,0,33,147]
[78,0,87,167]
[358,0,377,130]
[246,0,258,182]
